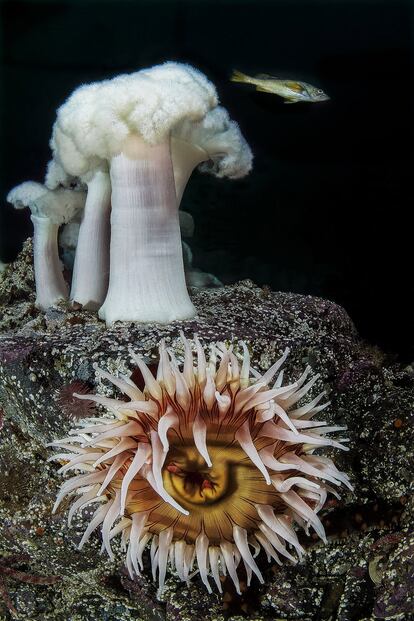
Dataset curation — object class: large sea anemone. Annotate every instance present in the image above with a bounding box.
[49,334,352,595]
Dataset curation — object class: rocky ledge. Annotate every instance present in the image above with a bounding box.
[0,240,413,620]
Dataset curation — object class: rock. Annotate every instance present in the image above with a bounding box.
[0,241,413,620]
[186,269,223,288]
[0,239,36,335]
[371,524,414,619]
[0,239,35,307]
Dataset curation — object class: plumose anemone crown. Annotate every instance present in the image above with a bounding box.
[49,334,352,596]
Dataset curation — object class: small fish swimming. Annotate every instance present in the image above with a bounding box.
[231,70,330,104]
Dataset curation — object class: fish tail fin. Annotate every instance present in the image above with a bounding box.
[230,69,251,84]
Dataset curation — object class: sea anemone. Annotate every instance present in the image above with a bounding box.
[45,62,251,322]
[55,380,97,421]
[49,334,352,595]
[6,182,86,310]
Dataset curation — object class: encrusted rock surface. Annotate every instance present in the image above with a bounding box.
[0,241,413,620]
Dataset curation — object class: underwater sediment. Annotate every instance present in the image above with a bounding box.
[0,241,413,620]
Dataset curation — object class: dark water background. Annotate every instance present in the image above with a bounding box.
[0,0,413,359]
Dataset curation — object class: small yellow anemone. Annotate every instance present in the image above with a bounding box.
[49,334,352,595]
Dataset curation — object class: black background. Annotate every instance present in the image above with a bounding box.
[0,0,413,359]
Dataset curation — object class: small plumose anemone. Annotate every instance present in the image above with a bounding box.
[49,334,352,596]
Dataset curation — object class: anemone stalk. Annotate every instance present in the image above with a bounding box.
[98,135,195,324]
[70,171,111,309]
[31,215,68,309]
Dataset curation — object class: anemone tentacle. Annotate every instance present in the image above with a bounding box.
[50,333,352,595]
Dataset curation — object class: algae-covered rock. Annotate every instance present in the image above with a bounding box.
[0,239,35,307]
[0,241,413,620]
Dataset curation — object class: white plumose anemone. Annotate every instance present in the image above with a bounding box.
[49,335,351,596]
[47,62,252,323]
[6,182,86,310]
[6,63,252,322]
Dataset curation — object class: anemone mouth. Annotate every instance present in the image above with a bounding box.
[159,441,286,544]
[49,333,352,595]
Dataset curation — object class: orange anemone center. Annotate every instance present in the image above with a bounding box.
[125,433,289,545]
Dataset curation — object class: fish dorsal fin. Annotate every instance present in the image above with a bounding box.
[255,73,278,80]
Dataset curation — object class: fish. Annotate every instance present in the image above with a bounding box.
[231,69,330,104]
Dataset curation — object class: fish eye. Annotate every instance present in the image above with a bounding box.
[317,89,324,94]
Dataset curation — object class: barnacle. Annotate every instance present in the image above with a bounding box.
[49,334,352,595]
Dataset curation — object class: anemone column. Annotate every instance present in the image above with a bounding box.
[31,215,69,309]
[171,138,208,205]
[70,171,111,309]
[98,135,196,325]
